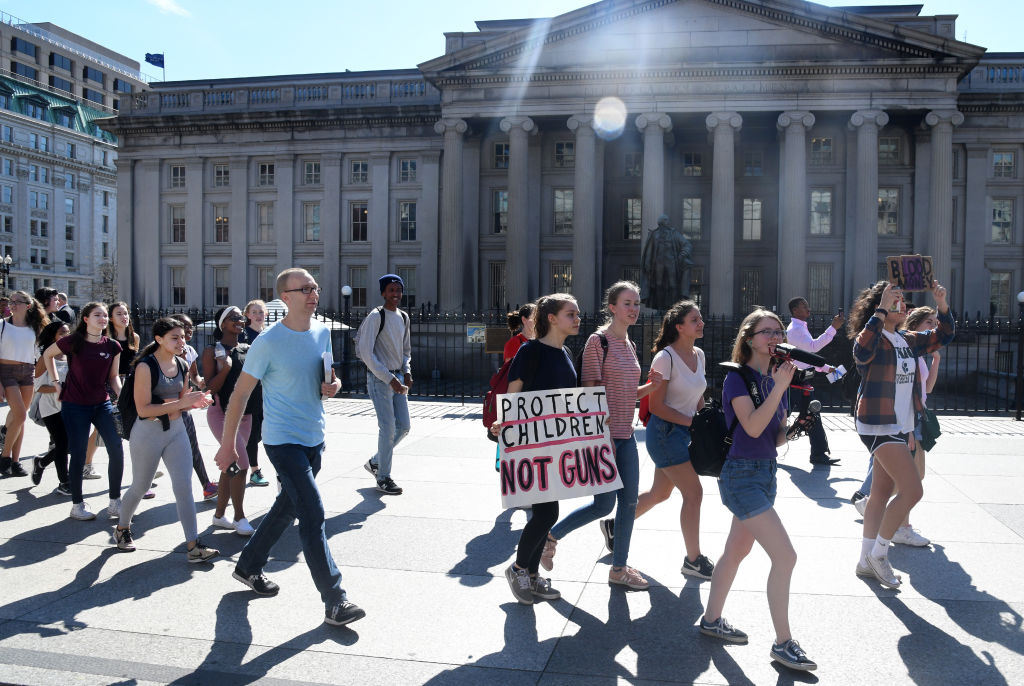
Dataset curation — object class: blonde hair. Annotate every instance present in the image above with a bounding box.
[244,299,267,316]
[730,309,785,365]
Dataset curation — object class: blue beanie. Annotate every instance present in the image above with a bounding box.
[379,273,404,293]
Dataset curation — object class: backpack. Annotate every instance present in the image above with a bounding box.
[354,306,409,365]
[638,348,673,427]
[573,332,609,380]
[687,363,762,478]
[117,354,188,438]
[483,342,542,442]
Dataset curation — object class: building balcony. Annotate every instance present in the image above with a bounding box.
[960,55,1024,93]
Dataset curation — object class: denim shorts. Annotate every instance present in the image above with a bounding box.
[645,414,692,468]
[719,458,777,520]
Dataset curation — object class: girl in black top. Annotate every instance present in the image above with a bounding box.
[492,293,580,605]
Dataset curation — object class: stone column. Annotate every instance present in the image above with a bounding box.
[569,114,599,311]
[229,156,248,303]
[776,111,814,304]
[636,113,672,262]
[418,150,441,307]
[137,159,160,306]
[499,116,534,306]
[849,110,888,292]
[434,118,468,309]
[963,143,989,315]
[706,112,742,316]
[369,152,391,279]
[276,154,295,271]
[185,158,204,305]
[925,110,964,290]
[320,156,342,309]
[115,159,133,304]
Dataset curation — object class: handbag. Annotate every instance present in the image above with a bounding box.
[28,391,45,426]
[919,407,941,452]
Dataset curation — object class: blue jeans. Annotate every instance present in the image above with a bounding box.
[366,374,410,479]
[62,400,124,504]
[237,443,345,606]
[550,435,640,567]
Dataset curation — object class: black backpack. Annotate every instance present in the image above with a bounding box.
[117,354,188,438]
[687,363,761,478]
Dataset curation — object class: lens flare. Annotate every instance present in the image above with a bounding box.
[593,97,627,140]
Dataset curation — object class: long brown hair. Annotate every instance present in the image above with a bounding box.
[67,301,106,355]
[106,301,138,354]
[651,299,699,354]
[730,309,784,366]
[506,303,536,334]
[134,317,185,367]
[9,290,50,335]
[598,281,640,332]
[533,293,576,339]
[847,281,889,339]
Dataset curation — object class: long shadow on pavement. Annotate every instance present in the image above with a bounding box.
[777,463,859,510]
[448,509,520,587]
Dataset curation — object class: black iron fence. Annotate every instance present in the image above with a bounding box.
[129,306,1024,417]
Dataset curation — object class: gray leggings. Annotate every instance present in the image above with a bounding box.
[121,417,198,543]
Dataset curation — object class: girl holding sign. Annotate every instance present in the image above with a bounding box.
[497,293,579,605]
[541,282,662,591]
[847,281,953,590]
[700,309,818,672]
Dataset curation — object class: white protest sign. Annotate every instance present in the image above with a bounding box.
[496,386,621,509]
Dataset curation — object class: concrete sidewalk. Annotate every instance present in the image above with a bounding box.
[0,400,1022,685]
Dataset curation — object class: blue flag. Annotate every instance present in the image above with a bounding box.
[145,53,165,68]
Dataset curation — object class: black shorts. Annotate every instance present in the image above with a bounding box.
[859,432,910,454]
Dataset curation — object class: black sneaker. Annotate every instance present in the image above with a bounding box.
[698,616,748,644]
[8,459,28,477]
[53,482,72,497]
[681,554,715,580]
[31,457,46,485]
[599,518,615,553]
[0,457,10,476]
[810,455,840,466]
[376,477,403,495]
[324,600,366,626]
[771,639,817,671]
[363,460,378,477]
[232,568,280,596]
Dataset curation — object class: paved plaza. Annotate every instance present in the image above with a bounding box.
[0,399,1022,685]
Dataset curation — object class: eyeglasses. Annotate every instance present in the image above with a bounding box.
[11,299,31,306]
[225,315,245,322]
[283,286,322,296]
[753,329,786,338]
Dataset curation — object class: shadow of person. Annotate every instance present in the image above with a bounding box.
[777,463,858,510]
[448,509,521,587]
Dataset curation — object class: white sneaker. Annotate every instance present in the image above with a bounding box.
[107,498,121,519]
[70,502,96,520]
[892,526,930,547]
[854,495,868,517]
[233,518,255,536]
[212,514,235,529]
[866,553,902,589]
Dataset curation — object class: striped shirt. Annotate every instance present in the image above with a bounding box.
[580,332,640,440]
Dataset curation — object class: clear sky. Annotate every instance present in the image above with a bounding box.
[7,0,1020,82]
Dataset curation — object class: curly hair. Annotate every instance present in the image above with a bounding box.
[903,306,937,333]
[730,309,785,365]
[651,300,699,354]
[846,281,890,339]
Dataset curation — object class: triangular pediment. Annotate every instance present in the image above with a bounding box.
[420,0,984,79]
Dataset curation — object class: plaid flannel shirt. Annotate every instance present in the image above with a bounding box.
[853,309,955,427]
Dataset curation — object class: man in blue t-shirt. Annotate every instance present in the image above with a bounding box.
[214,268,364,627]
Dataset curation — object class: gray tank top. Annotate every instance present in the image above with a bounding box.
[153,358,184,401]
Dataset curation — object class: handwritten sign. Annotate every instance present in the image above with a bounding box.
[887,255,934,292]
[497,387,621,508]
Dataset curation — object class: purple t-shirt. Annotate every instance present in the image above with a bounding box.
[57,336,121,405]
[722,367,788,460]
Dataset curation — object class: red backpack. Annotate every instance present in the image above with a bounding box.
[482,343,541,441]
[637,349,673,427]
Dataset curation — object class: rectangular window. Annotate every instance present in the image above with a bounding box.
[990,271,1011,318]
[397,267,416,307]
[879,137,901,165]
[810,137,833,165]
[682,198,702,239]
[878,188,900,235]
[49,75,73,93]
[0,216,9,233]
[488,261,506,310]
[55,110,73,128]
[350,202,368,241]
[399,201,416,241]
[683,152,703,177]
[214,205,229,243]
[551,262,573,294]
[39,167,49,183]
[102,215,109,233]
[807,263,833,313]
[13,62,38,81]
[398,158,417,182]
[39,135,48,152]
[554,141,575,168]
[83,66,104,84]
[303,160,321,185]
[810,189,832,235]
[952,149,961,180]
[622,266,642,285]
[65,224,73,241]
[30,248,49,266]
[64,172,74,189]
[65,197,74,214]
[743,151,763,177]
[170,164,186,189]
[349,266,367,307]
[740,267,762,314]
[493,190,508,234]
[65,251,75,269]
[350,159,368,183]
[170,205,186,243]
[30,219,48,237]
[0,185,9,203]
[213,267,230,307]
[63,142,75,158]
[257,267,275,302]
[2,159,11,176]
[214,164,230,187]
[623,197,642,240]
[82,88,104,105]
[29,133,37,149]
[303,202,321,242]
[992,199,1014,243]
[30,191,48,210]
[67,280,76,297]
[993,152,1016,179]
[494,143,510,169]
[1,127,10,143]
[257,202,274,243]
[50,53,72,71]
[553,189,573,234]
[102,191,109,207]
[742,198,762,240]
[113,79,132,94]
[258,163,275,186]
[625,152,642,178]
[11,38,38,58]
[170,267,186,306]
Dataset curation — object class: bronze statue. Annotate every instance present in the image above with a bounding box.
[640,214,693,310]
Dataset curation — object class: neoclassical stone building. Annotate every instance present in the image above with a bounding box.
[109,0,1023,317]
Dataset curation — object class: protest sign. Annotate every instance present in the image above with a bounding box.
[496,386,621,509]
[886,255,934,292]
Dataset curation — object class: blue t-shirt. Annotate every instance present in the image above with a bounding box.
[243,320,332,447]
[722,367,788,460]
[508,340,577,392]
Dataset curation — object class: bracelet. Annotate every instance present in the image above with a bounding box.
[874,308,889,316]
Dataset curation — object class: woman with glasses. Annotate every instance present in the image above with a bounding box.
[203,306,257,536]
[168,313,218,502]
[0,291,49,476]
[241,299,270,487]
[699,309,817,672]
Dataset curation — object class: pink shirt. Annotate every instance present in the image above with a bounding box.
[581,332,640,440]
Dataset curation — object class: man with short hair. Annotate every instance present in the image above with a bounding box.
[55,292,75,324]
[786,297,843,466]
[356,273,412,496]
[214,267,365,627]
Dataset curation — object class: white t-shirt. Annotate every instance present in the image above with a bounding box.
[0,320,38,363]
[650,346,706,417]
[857,330,916,435]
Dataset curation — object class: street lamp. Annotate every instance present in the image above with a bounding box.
[0,254,12,296]
[341,285,352,391]
[1016,291,1024,421]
